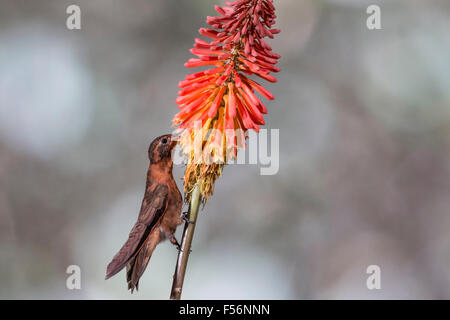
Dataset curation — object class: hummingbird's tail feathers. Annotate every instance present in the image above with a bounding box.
[105,222,150,280]
[127,229,161,292]
[126,260,136,292]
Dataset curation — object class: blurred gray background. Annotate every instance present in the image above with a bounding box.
[1,0,450,299]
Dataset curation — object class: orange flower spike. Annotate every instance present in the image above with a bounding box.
[172,0,280,202]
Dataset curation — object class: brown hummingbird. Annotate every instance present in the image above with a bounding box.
[105,134,184,292]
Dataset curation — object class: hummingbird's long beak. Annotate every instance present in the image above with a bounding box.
[170,131,182,147]
[170,133,180,148]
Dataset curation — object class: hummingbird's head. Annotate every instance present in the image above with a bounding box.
[148,134,178,164]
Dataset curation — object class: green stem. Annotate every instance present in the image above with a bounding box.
[170,185,201,300]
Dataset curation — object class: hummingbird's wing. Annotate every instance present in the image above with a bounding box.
[105,184,168,280]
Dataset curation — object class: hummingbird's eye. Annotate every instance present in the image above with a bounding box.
[161,138,168,144]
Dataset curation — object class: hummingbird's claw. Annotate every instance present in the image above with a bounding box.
[175,241,192,254]
[170,235,181,250]
[182,212,195,225]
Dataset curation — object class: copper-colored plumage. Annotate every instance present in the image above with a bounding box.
[105,134,183,292]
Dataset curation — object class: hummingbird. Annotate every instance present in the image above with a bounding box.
[105,134,184,292]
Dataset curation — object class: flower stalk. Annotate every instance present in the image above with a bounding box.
[170,185,202,300]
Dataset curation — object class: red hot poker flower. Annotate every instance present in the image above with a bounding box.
[173,0,280,201]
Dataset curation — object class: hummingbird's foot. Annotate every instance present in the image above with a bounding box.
[182,212,195,225]
[170,236,181,250]
[170,235,192,253]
